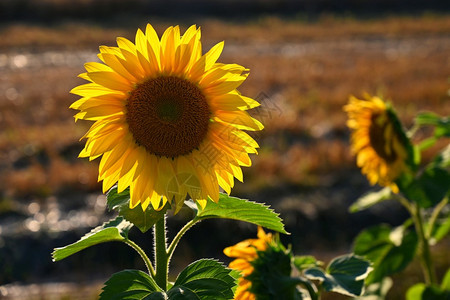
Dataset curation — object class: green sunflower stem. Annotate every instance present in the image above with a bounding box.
[411,203,437,285]
[426,196,449,238]
[154,216,169,290]
[125,239,156,278]
[167,218,198,263]
[398,197,437,285]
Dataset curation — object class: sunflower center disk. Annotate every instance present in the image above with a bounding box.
[126,76,210,158]
[369,114,397,163]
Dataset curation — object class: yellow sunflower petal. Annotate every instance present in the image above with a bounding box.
[189,41,224,80]
[215,110,264,131]
[345,95,409,192]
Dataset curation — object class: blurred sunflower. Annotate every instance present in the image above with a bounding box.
[71,24,262,212]
[223,227,272,300]
[344,95,410,192]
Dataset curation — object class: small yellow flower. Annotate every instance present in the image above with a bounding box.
[71,24,262,212]
[344,95,409,192]
[224,227,272,300]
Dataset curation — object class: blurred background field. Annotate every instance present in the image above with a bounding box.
[0,0,449,299]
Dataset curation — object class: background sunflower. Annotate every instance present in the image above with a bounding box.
[344,95,412,192]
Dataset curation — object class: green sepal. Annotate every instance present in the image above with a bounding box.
[99,269,164,300]
[304,254,372,297]
[107,186,170,233]
[386,105,417,171]
[246,242,302,300]
[353,223,418,284]
[192,193,287,234]
[349,187,393,213]
[52,216,132,261]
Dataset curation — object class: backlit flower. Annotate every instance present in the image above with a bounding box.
[344,95,409,192]
[224,227,272,299]
[71,24,262,212]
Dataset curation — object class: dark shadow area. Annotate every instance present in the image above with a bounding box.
[1,0,449,24]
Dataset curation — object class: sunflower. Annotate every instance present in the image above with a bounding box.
[344,95,409,192]
[223,227,272,300]
[71,24,262,212]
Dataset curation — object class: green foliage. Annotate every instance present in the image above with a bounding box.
[413,112,450,152]
[356,277,393,300]
[406,283,450,300]
[349,187,393,213]
[240,235,371,299]
[415,112,450,138]
[100,259,236,300]
[399,145,450,208]
[106,188,287,235]
[171,259,236,299]
[304,254,372,297]
[353,223,418,284]
[293,255,323,271]
[193,193,287,234]
[107,186,170,233]
[246,242,302,300]
[386,106,417,170]
[52,217,132,261]
[441,268,450,290]
[430,212,450,246]
[100,269,164,300]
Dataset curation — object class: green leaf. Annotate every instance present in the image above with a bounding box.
[406,283,450,300]
[349,187,393,213]
[406,283,426,300]
[353,224,418,284]
[415,112,450,138]
[355,277,393,300]
[99,269,164,300]
[415,167,450,208]
[172,259,236,299]
[304,254,372,297]
[398,145,450,208]
[106,186,131,210]
[167,287,201,299]
[402,146,450,208]
[434,144,450,168]
[52,216,132,261]
[194,193,287,234]
[430,213,450,245]
[107,186,170,233]
[441,268,450,290]
[418,137,438,151]
[293,256,323,272]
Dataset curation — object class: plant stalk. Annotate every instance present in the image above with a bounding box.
[411,203,437,285]
[426,196,448,238]
[154,216,168,290]
[167,218,199,262]
[125,239,156,278]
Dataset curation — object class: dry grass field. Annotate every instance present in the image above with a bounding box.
[1,15,449,198]
[0,12,449,298]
